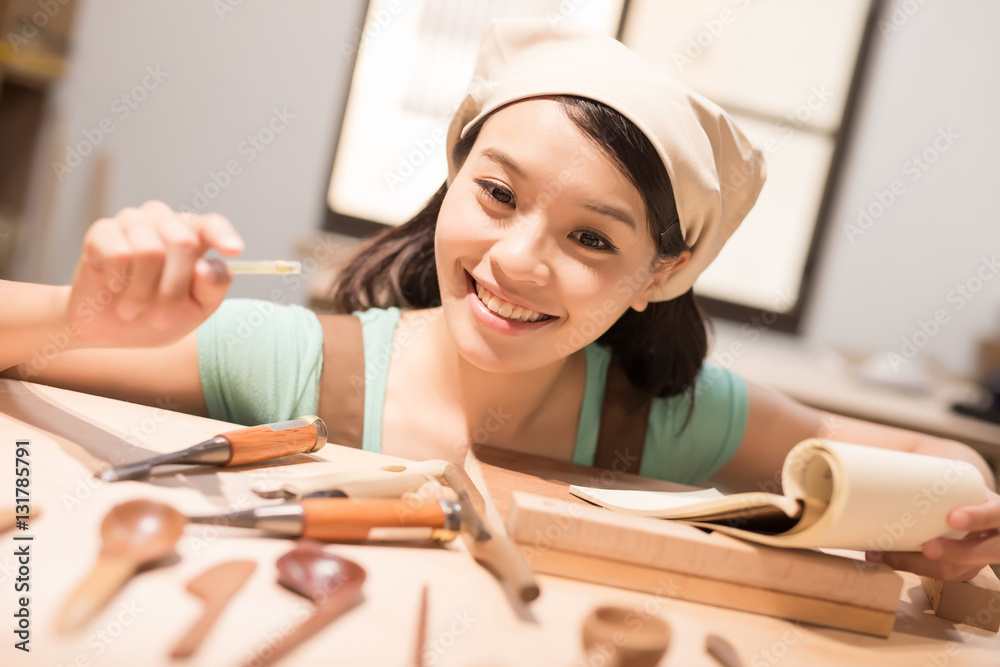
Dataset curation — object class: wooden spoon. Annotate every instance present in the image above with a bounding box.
[170,560,257,659]
[240,543,365,667]
[582,605,671,667]
[58,499,186,633]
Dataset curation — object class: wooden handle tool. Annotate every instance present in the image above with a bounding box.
[170,560,257,659]
[442,462,540,602]
[98,416,327,482]
[188,497,462,542]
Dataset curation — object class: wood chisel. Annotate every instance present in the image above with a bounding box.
[98,416,327,482]
[188,497,463,542]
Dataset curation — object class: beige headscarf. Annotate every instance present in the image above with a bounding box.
[446,18,766,302]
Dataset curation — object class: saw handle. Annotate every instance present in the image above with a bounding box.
[224,416,327,466]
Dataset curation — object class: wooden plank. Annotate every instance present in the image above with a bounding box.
[525,546,897,637]
[506,491,903,613]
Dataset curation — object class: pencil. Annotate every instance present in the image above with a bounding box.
[225,260,302,275]
[413,584,429,667]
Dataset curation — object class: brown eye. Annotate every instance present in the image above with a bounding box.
[490,186,513,204]
[571,230,616,251]
[475,179,515,206]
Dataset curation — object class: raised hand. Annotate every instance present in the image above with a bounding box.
[67,200,244,349]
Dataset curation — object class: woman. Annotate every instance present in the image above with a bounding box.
[1,19,997,581]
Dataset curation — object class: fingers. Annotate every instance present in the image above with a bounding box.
[922,532,1000,566]
[77,201,244,324]
[948,491,1000,532]
[157,215,202,303]
[196,212,244,256]
[191,258,231,313]
[868,550,985,582]
[117,211,165,320]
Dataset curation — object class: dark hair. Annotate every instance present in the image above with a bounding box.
[331,96,710,409]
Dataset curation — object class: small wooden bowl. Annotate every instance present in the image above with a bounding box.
[582,605,671,667]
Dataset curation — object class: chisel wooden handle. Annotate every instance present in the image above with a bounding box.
[300,498,456,541]
[225,416,327,466]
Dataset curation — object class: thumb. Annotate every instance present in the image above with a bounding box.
[191,258,232,314]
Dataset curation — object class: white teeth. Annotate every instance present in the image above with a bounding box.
[473,279,548,323]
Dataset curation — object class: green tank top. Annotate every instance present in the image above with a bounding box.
[198,299,748,485]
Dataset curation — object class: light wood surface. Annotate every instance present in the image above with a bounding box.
[1,378,999,666]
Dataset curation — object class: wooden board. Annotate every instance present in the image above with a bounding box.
[524,546,897,637]
[503,491,903,636]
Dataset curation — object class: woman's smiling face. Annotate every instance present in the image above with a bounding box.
[435,97,675,373]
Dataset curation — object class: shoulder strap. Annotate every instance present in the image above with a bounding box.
[317,314,365,449]
[593,355,650,475]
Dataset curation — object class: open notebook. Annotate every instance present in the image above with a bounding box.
[569,439,988,550]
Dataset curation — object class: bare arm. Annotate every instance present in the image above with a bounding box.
[710,380,999,580]
[710,380,996,493]
[2,330,207,415]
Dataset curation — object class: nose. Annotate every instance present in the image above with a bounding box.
[488,215,552,287]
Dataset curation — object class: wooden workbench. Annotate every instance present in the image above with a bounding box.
[1,378,998,666]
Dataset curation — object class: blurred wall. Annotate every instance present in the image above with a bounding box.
[11,0,1000,378]
[802,0,1000,378]
[11,0,367,305]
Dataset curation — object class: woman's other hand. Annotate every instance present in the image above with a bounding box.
[868,489,1000,581]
